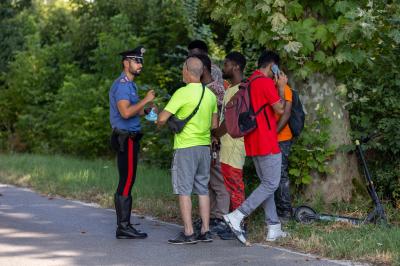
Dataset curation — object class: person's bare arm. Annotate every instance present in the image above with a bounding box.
[272,101,285,115]
[212,120,227,138]
[272,73,288,116]
[117,90,155,118]
[157,110,173,127]
[277,101,292,133]
[211,113,218,129]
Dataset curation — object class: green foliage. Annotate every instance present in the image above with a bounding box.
[211,1,398,79]
[2,7,75,151]
[289,111,335,187]
[211,0,400,204]
[49,73,109,156]
[0,0,194,160]
[0,0,399,205]
[344,4,400,203]
[0,1,34,73]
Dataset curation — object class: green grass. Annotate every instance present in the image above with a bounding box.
[1,153,399,265]
[279,221,400,265]
[245,199,400,265]
[0,153,180,220]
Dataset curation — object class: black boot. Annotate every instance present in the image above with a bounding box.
[114,194,148,239]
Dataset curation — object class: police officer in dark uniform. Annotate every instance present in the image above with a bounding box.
[109,46,156,239]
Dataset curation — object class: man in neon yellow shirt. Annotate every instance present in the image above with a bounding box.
[158,56,218,244]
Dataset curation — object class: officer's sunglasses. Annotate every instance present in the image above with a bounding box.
[128,57,144,64]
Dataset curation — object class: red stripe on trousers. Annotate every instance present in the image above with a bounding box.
[123,138,134,196]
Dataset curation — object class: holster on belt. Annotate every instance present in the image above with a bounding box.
[112,129,143,152]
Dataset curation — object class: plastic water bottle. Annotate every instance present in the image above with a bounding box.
[145,108,158,122]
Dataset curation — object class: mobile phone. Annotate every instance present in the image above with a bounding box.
[271,64,280,76]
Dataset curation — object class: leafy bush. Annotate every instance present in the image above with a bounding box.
[0,1,191,159]
[289,111,335,187]
[243,111,334,195]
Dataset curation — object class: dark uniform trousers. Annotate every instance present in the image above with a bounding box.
[111,130,147,239]
[274,140,293,217]
[111,130,141,196]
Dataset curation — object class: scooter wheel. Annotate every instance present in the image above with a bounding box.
[294,205,318,224]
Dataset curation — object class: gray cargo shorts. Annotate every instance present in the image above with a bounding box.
[171,146,211,195]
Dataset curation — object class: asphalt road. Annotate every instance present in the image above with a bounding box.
[0,184,356,266]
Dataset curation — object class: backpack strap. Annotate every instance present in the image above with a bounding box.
[248,75,265,86]
[247,75,268,114]
[247,75,272,130]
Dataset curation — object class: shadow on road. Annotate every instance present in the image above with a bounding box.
[0,184,342,266]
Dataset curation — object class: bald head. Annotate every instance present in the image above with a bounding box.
[184,57,203,80]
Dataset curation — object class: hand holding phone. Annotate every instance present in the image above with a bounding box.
[272,64,280,77]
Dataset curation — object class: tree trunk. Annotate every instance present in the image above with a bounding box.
[295,73,361,203]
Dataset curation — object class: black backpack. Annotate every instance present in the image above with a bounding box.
[288,89,305,137]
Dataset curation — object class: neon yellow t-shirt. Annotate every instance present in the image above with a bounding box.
[219,84,246,169]
[165,83,218,149]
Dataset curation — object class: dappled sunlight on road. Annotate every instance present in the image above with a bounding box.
[0,184,114,265]
[0,184,346,266]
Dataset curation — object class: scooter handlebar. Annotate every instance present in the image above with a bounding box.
[361,131,381,144]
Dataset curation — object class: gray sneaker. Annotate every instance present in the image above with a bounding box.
[196,231,213,242]
[210,219,227,235]
[218,227,235,240]
[168,232,198,245]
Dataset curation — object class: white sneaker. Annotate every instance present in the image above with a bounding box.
[223,210,247,245]
[266,223,288,242]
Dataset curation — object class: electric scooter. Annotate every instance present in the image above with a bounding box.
[293,134,388,226]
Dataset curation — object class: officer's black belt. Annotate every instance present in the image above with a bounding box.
[112,128,143,152]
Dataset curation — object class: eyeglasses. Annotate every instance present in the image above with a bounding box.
[128,57,144,64]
